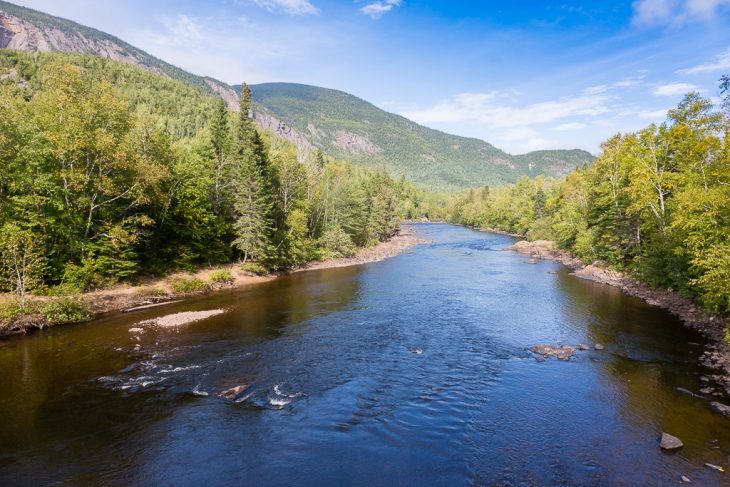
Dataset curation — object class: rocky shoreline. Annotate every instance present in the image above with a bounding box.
[0,226,429,338]
[507,239,730,400]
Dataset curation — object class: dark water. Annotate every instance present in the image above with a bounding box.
[1,224,728,486]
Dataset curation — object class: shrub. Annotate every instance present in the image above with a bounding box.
[241,262,269,276]
[169,276,210,293]
[0,300,23,321]
[45,282,84,297]
[209,269,234,285]
[318,225,356,259]
[42,296,91,324]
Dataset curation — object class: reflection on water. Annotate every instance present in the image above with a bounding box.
[0,224,728,486]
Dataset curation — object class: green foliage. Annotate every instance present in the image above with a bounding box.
[0,51,413,299]
[0,300,23,321]
[41,296,91,324]
[241,263,269,276]
[169,276,210,294]
[209,270,234,285]
[318,225,357,259]
[447,86,730,315]
[0,223,43,307]
[246,83,594,191]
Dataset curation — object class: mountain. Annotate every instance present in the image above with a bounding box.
[246,83,592,189]
[0,0,593,191]
[0,0,238,108]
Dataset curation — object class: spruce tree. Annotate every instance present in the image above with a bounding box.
[209,98,230,219]
[231,83,278,266]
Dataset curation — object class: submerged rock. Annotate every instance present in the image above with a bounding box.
[710,401,730,417]
[530,344,577,361]
[660,433,683,451]
[219,384,249,401]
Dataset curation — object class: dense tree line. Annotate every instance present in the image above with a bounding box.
[448,79,730,316]
[0,53,409,300]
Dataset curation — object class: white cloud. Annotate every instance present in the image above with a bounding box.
[632,0,677,25]
[159,15,204,46]
[676,47,730,74]
[652,82,700,96]
[639,109,669,119]
[360,0,402,19]
[401,89,611,128]
[247,0,319,15]
[553,122,587,131]
[632,0,730,25]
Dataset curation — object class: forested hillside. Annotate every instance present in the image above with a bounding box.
[0,51,417,306]
[0,1,593,191]
[447,80,730,319]
[248,82,594,190]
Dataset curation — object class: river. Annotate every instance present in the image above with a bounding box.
[0,224,728,486]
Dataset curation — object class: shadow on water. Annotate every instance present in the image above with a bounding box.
[0,224,728,486]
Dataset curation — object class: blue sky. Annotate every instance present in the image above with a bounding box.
[13,0,730,154]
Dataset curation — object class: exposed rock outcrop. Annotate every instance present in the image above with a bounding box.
[205,78,240,111]
[333,130,381,155]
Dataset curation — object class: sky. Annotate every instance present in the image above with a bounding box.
[11,0,730,154]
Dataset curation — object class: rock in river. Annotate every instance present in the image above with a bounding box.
[710,401,730,417]
[594,343,605,351]
[530,344,577,361]
[219,384,250,401]
[660,433,683,451]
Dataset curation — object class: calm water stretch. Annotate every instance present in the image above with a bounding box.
[0,224,728,486]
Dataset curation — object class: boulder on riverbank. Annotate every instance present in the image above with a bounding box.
[660,433,683,451]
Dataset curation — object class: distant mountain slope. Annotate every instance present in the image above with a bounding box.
[0,0,238,108]
[0,0,593,190]
[247,83,593,190]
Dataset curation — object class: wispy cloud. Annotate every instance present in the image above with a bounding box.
[553,122,587,131]
[632,0,730,26]
[147,15,205,47]
[676,47,730,74]
[652,82,700,95]
[400,88,612,129]
[360,0,402,19]
[639,108,669,118]
[247,0,319,15]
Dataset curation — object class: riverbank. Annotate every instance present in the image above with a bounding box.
[0,226,429,338]
[507,239,730,401]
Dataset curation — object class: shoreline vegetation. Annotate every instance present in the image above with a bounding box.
[0,226,428,338]
[506,239,730,405]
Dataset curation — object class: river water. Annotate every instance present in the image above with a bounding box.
[0,224,728,486]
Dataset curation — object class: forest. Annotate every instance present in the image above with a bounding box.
[447,77,730,320]
[0,51,421,312]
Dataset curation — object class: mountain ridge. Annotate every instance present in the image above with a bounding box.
[0,0,594,190]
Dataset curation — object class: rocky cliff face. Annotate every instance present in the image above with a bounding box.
[0,11,153,70]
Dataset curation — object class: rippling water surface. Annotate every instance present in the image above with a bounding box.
[1,224,728,485]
